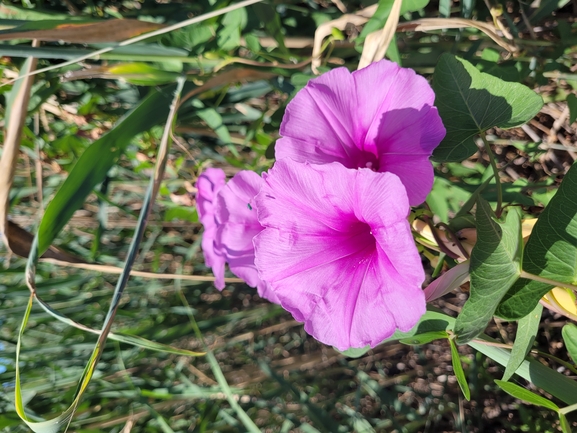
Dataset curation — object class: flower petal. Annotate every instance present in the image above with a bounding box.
[353,62,445,205]
[213,170,278,302]
[276,67,359,165]
[254,160,426,350]
[196,168,226,289]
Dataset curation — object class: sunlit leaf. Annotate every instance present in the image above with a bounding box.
[432,54,543,162]
[64,62,181,86]
[455,199,522,344]
[37,84,177,255]
[496,162,577,320]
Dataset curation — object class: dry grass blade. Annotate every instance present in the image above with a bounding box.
[2,0,265,87]
[41,258,244,283]
[0,41,38,254]
[0,19,163,43]
[397,18,518,53]
[358,0,403,69]
[311,4,377,74]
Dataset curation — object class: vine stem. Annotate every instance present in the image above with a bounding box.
[520,270,577,293]
[480,132,503,217]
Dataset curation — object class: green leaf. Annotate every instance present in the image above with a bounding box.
[358,0,430,42]
[568,94,577,125]
[400,330,448,345]
[503,303,542,381]
[252,3,289,55]
[244,33,262,53]
[67,62,181,86]
[471,336,577,405]
[432,54,543,162]
[455,199,522,344]
[496,162,577,319]
[495,380,560,412]
[197,107,232,144]
[562,323,577,364]
[449,337,470,400]
[339,309,452,357]
[37,85,176,254]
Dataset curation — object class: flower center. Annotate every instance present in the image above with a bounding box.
[357,152,380,171]
[348,221,376,253]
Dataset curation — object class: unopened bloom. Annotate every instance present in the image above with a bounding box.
[197,168,279,303]
[276,59,445,206]
[253,159,426,350]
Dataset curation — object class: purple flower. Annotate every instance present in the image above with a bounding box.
[197,168,226,289]
[253,159,426,350]
[197,168,279,303]
[276,59,445,206]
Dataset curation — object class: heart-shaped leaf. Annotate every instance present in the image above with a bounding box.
[455,199,522,344]
[496,162,577,320]
[432,54,543,162]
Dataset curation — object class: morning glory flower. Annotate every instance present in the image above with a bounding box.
[197,168,279,303]
[197,168,226,289]
[253,159,426,350]
[275,59,445,206]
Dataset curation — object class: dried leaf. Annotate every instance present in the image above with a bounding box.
[397,18,517,53]
[358,0,403,69]
[311,5,377,74]
[0,42,37,255]
[0,19,164,43]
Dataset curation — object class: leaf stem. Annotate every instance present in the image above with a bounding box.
[559,402,577,415]
[480,132,503,217]
[520,271,577,292]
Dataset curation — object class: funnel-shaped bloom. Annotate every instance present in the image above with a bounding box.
[197,169,279,303]
[254,159,426,350]
[276,59,445,206]
[197,168,226,288]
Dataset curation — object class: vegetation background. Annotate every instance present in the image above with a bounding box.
[0,0,576,431]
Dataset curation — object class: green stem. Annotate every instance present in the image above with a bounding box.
[520,271,577,292]
[432,252,446,278]
[531,349,577,376]
[559,402,577,415]
[480,132,503,217]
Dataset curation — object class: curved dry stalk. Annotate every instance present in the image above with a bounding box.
[41,258,244,283]
[358,0,402,69]
[396,18,518,53]
[311,4,377,74]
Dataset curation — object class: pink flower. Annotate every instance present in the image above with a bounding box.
[276,59,445,206]
[196,168,226,289]
[197,168,279,303]
[253,159,426,350]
